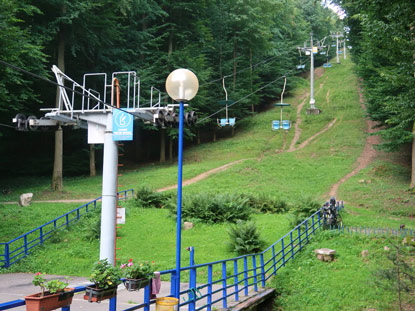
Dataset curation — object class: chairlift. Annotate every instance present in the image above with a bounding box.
[296,49,306,70]
[272,76,291,131]
[217,78,235,127]
[338,50,343,55]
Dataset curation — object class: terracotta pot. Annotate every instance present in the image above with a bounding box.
[83,285,117,303]
[24,288,75,311]
[123,278,150,292]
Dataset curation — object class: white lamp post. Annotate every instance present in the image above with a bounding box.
[165,68,199,303]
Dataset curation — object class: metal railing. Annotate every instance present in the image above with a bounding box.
[0,201,333,311]
[0,189,134,268]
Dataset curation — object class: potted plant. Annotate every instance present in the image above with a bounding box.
[121,259,156,292]
[24,272,75,311]
[84,259,122,303]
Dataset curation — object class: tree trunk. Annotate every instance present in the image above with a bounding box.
[168,31,173,57]
[90,144,96,177]
[233,38,237,91]
[213,128,216,142]
[197,129,201,145]
[169,137,173,162]
[160,128,166,163]
[51,31,65,191]
[250,48,254,116]
[410,121,415,189]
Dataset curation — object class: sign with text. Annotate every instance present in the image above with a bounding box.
[116,208,125,224]
[113,109,133,141]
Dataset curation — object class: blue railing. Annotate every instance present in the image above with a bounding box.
[0,201,331,311]
[4,201,413,311]
[0,189,134,268]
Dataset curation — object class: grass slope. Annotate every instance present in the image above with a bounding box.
[1,57,414,308]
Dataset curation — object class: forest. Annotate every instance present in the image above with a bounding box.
[0,0,341,187]
[336,0,415,188]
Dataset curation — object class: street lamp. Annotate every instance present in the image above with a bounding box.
[165,68,199,302]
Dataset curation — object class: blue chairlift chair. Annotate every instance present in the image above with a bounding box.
[282,120,290,130]
[272,120,280,131]
[320,51,326,55]
[217,78,235,128]
[338,50,343,54]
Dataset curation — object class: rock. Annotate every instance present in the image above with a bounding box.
[18,193,33,207]
[361,250,369,257]
[183,222,194,230]
[384,246,390,251]
[315,248,336,262]
[358,179,365,183]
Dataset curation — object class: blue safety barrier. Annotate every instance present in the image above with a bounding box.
[0,189,134,268]
[2,200,412,311]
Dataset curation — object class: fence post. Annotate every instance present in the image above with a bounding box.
[170,271,177,297]
[272,245,276,275]
[4,243,9,268]
[222,262,227,309]
[109,296,116,311]
[290,232,294,259]
[312,215,315,235]
[298,227,302,250]
[244,257,248,296]
[189,263,197,311]
[24,236,28,256]
[233,260,239,302]
[40,227,43,245]
[260,254,265,288]
[305,221,309,243]
[281,239,285,267]
[252,256,258,292]
[207,264,213,311]
[318,211,321,228]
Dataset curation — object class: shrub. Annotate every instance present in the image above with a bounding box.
[169,193,252,224]
[228,220,265,255]
[245,193,289,214]
[289,197,321,227]
[133,186,170,209]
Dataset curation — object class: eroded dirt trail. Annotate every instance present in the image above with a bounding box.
[328,87,380,197]
[288,93,309,152]
[156,159,246,192]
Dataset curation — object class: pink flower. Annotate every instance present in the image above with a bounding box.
[35,272,41,276]
[120,264,126,269]
[128,262,133,267]
[152,261,155,264]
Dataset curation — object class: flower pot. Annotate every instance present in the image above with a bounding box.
[24,288,75,311]
[123,278,150,292]
[83,285,117,303]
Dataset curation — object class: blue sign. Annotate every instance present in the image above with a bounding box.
[113,109,133,141]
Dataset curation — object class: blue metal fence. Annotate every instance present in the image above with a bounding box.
[0,202,329,311]
[2,200,413,311]
[0,189,134,268]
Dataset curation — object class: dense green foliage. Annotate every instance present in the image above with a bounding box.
[336,0,415,186]
[132,186,171,209]
[227,220,266,255]
[169,192,252,224]
[0,0,341,178]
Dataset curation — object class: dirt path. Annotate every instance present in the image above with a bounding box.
[288,93,309,152]
[328,86,380,197]
[295,118,337,152]
[156,159,246,192]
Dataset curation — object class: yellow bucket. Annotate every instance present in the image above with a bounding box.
[156,297,179,311]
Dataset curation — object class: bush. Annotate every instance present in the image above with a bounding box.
[228,220,265,255]
[133,186,171,209]
[289,197,321,227]
[245,193,289,214]
[169,193,252,224]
